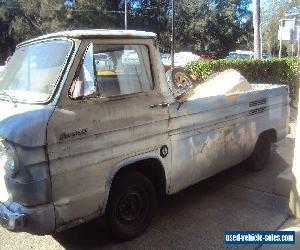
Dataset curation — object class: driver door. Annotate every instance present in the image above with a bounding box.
[47,39,170,226]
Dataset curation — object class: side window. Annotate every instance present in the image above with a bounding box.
[70,44,96,99]
[70,44,153,99]
[94,44,153,97]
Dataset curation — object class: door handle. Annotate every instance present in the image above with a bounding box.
[150,102,169,109]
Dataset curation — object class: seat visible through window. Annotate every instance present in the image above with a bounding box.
[93,44,153,98]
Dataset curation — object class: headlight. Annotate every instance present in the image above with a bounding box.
[0,139,18,177]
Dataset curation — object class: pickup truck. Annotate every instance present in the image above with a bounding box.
[0,30,289,240]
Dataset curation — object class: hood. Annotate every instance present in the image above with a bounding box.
[0,100,54,147]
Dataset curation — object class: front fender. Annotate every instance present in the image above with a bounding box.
[101,149,170,215]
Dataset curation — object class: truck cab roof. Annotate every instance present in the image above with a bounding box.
[18,29,157,47]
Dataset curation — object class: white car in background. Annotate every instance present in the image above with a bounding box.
[161,52,201,67]
[174,52,200,66]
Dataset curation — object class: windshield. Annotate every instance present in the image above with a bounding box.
[0,39,72,103]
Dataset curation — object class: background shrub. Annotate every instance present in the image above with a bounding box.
[186,58,300,102]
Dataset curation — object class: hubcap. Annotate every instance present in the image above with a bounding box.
[117,188,145,225]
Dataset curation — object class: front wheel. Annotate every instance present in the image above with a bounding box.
[106,172,157,241]
[245,133,272,171]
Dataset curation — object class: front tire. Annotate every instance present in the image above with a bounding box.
[106,172,157,241]
[245,133,272,171]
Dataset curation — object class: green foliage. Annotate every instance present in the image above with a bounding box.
[186,58,300,100]
[0,0,253,58]
[0,0,121,43]
[171,0,253,58]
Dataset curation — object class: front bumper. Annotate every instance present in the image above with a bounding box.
[0,201,55,234]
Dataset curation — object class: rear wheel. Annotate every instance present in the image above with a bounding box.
[245,133,272,171]
[106,172,157,241]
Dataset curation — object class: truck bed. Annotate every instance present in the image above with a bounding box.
[168,83,290,193]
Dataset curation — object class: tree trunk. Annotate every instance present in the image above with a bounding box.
[253,0,261,59]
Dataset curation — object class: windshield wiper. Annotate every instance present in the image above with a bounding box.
[0,91,17,104]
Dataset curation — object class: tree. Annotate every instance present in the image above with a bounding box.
[0,0,122,42]
[172,0,252,58]
[0,0,254,58]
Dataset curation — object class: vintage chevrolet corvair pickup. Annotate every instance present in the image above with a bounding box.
[0,30,289,240]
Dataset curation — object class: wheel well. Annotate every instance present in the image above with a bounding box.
[261,128,277,143]
[111,159,167,198]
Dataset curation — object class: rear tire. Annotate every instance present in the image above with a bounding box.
[106,172,157,241]
[245,133,272,171]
